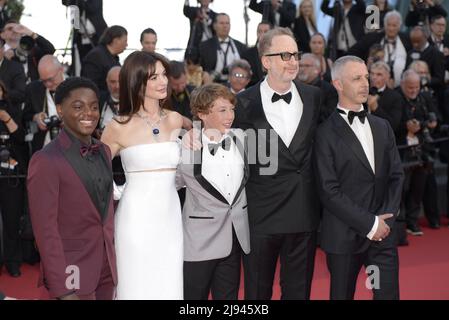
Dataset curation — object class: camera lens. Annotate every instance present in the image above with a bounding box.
[19,36,35,52]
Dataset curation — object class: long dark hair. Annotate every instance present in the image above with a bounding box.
[117,51,171,124]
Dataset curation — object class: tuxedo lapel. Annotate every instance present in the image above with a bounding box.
[287,81,314,156]
[228,131,249,206]
[59,132,103,220]
[331,112,374,175]
[367,115,383,177]
[193,139,229,205]
[246,85,297,164]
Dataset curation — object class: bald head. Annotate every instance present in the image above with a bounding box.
[106,66,121,99]
[38,55,65,91]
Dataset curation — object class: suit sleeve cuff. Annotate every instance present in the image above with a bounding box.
[366,216,379,240]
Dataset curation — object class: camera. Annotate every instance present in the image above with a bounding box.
[43,115,62,140]
[369,87,379,96]
[0,132,11,163]
[15,35,36,62]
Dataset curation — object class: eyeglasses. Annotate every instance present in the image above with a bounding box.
[264,51,302,61]
[231,72,250,79]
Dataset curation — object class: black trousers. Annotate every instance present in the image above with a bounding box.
[423,169,440,224]
[404,165,429,227]
[243,232,317,300]
[0,177,24,266]
[183,231,242,300]
[326,239,399,300]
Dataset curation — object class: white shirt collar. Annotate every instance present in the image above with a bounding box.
[261,77,294,97]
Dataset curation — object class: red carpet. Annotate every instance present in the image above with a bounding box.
[2,217,449,300]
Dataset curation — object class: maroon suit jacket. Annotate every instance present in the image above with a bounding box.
[27,129,117,298]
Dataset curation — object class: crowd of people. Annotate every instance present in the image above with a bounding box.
[0,0,448,300]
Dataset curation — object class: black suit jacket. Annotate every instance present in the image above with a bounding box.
[0,58,26,106]
[406,44,445,91]
[310,77,338,124]
[293,16,316,53]
[314,112,404,254]
[249,0,296,28]
[183,4,217,60]
[235,80,321,234]
[22,80,48,153]
[405,4,447,27]
[347,32,412,62]
[81,44,120,93]
[198,37,247,73]
[321,0,366,42]
[371,87,404,136]
[241,45,264,87]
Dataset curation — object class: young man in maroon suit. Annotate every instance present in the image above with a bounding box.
[27,77,117,300]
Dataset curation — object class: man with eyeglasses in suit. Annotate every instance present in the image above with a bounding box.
[235,27,321,300]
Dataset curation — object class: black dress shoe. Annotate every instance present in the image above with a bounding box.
[429,222,441,229]
[6,264,21,278]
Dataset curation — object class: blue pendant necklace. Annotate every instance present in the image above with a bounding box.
[137,109,166,138]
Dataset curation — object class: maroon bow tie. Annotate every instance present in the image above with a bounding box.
[80,143,101,157]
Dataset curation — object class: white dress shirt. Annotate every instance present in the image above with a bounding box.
[201,131,244,204]
[215,37,240,80]
[260,78,303,147]
[382,36,407,87]
[337,104,378,240]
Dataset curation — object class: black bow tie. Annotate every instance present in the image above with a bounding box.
[337,108,368,125]
[272,92,292,104]
[208,137,231,156]
[80,143,101,158]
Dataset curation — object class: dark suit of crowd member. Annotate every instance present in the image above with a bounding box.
[321,0,366,58]
[62,0,108,65]
[198,14,247,83]
[0,83,28,277]
[81,25,127,93]
[297,53,337,124]
[242,22,271,87]
[235,28,321,300]
[397,70,440,234]
[314,56,404,300]
[368,61,403,136]
[22,55,66,154]
[183,0,217,62]
[96,66,124,186]
[0,40,26,108]
[405,0,447,27]
[249,0,296,28]
[407,27,445,94]
[293,15,316,54]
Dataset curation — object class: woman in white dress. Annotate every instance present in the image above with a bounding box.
[101,51,184,299]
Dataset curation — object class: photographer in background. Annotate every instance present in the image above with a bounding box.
[405,0,447,27]
[0,37,25,108]
[198,13,246,84]
[397,70,440,235]
[368,61,404,135]
[249,0,296,28]
[22,55,65,155]
[184,0,216,63]
[0,20,55,83]
[62,0,107,71]
[0,80,27,278]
